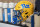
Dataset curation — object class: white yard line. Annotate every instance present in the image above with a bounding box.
[0,23,21,27]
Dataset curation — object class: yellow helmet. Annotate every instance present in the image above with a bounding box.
[15,1,34,21]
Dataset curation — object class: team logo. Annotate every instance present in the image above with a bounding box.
[21,4,30,9]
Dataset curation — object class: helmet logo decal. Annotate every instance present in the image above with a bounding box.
[21,4,30,9]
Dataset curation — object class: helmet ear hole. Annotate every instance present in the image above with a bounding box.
[26,16,28,18]
[25,12,28,14]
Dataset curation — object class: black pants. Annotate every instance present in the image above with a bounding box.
[35,0,40,12]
